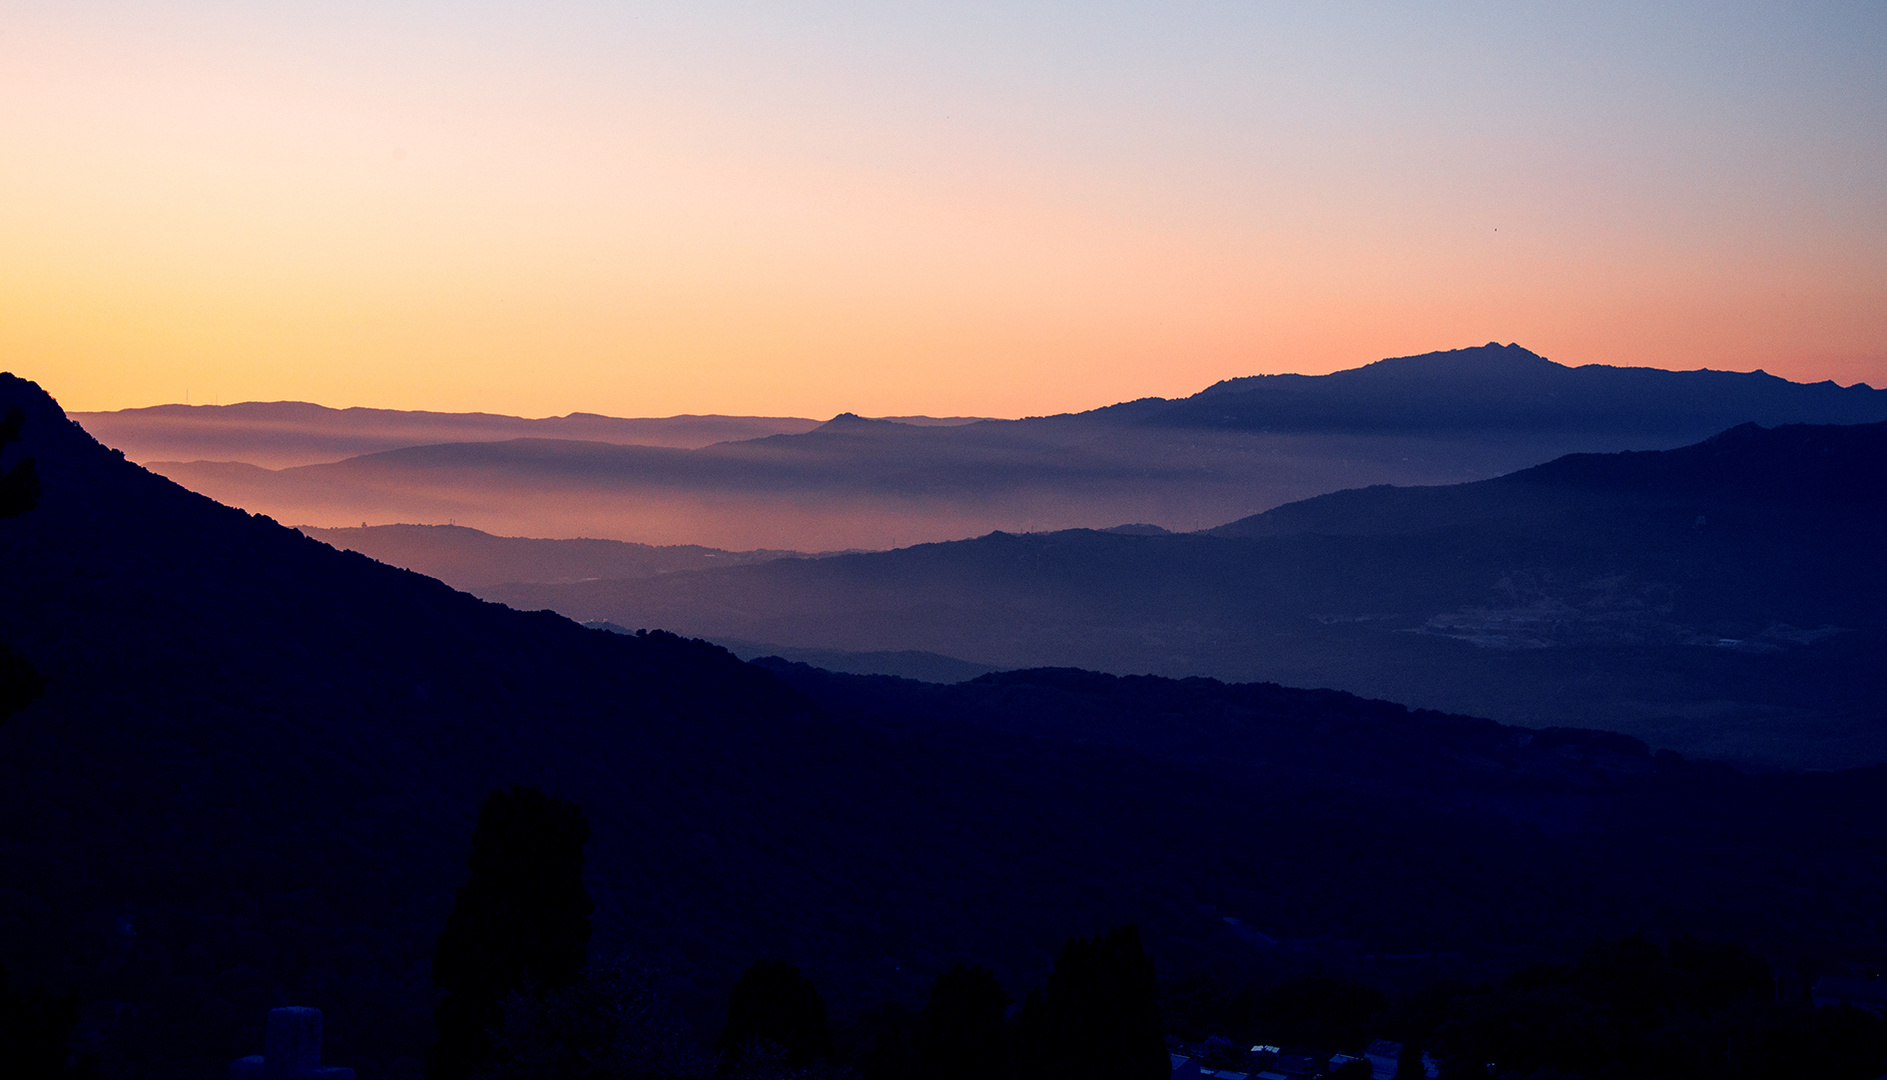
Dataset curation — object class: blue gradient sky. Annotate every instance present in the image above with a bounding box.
[4,1,1884,416]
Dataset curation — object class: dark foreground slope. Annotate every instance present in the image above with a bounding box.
[6,372,1887,1079]
[136,344,1887,550]
[491,421,1887,769]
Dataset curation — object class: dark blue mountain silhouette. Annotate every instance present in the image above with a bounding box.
[1126,342,1887,434]
[487,419,1887,768]
[6,372,1887,1080]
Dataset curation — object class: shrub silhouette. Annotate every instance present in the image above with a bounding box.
[471,956,704,1080]
[431,786,594,1080]
[718,960,834,1069]
[1247,975,1385,1052]
[914,963,1009,1080]
[1017,924,1164,1080]
[0,961,91,1079]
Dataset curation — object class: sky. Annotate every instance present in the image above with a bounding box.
[4,2,1885,419]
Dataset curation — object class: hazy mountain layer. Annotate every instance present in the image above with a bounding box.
[297,524,813,590]
[296,531,994,685]
[149,425,1585,550]
[659,633,997,684]
[72,401,834,469]
[7,371,1887,1079]
[484,421,1887,769]
[126,344,1887,550]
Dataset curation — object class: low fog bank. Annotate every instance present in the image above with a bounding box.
[111,344,1887,549]
[475,421,1887,771]
[151,426,1666,550]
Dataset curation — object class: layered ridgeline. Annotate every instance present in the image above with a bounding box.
[112,344,1887,550]
[7,371,1887,1079]
[283,526,993,681]
[487,421,1887,770]
[69,404,829,469]
[293,524,817,591]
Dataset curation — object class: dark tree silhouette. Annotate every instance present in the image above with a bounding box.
[0,406,45,725]
[914,963,1010,1080]
[717,960,834,1069]
[0,643,42,726]
[0,962,91,1079]
[472,956,705,1080]
[1247,976,1386,1052]
[1420,935,1887,1080]
[849,1001,917,1080]
[0,407,38,518]
[430,786,594,1080]
[1017,925,1165,1080]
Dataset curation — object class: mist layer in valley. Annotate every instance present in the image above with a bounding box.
[293,524,824,590]
[441,421,1886,771]
[92,344,1887,550]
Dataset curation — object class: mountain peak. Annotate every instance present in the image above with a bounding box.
[1194,342,1559,399]
[1154,344,1887,435]
[816,412,910,431]
[1344,341,1560,380]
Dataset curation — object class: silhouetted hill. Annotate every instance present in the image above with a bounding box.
[124,345,1887,549]
[487,421,1887,769]
[583,622,996,683]
[1207,419,1887,539]
[1124,342,1887,434]
[296,524,810,590]
[679,636,996,684]
[8,371,1887,1080]
[1513,417,1887,501]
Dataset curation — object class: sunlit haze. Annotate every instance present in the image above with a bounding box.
[6,2,1885,417]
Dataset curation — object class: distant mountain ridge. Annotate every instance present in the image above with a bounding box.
[74,401,997,470]
[117,344,1887,549]
[1511,418,1887,500]
[1124,343,1886,434]
[71,401,829,469]
[1208,419,1887,539]
[481,418,1887,768]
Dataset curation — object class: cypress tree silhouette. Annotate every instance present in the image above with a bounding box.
[429,786,593,1080]
[0,405,45,726]
[915,963,1010,1080]
[1018,925,1164,1080]
[717,960,834,1068]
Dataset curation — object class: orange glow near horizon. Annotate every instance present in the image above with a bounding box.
[4,4,1884,418]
